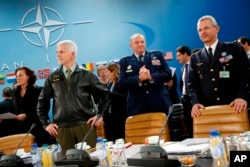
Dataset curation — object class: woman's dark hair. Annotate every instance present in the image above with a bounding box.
[15,66,37,86]
[106,63,120,83]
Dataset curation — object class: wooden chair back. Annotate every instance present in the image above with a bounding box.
[125,112,171,144]
[0,133,35,154]
[193,105,250,138]
[96,121,106,139]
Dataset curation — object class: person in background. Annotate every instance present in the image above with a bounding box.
[0,87,14,115]
[37,40,110,154]
[97,64,108,87]
[0,87,16,137]
[13,67,53,146]
[104,63,127,142]
[237,36,250,62]
[118,33,172,116]
[164,67,180,104]
[176,45,192,137]
[189,15,249,118]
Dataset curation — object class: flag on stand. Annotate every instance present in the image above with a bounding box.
[6,73,16,83]
[38,68,50,79]
[82,62,94,71]
[0,74,4,84]
[164,52,173,60]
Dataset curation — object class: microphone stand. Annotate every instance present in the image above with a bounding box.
[66,95,101,160]
[139,105,176,159]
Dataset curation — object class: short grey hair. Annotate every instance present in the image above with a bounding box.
[57,40,78,55]
[130,33,145,42]
[197,15,218,27]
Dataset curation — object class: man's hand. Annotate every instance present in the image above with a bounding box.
[139,66,152,81]
[191,103,205,118]
[166,80,173,88]
[230,98,247,113]
[87,115,103,128]
[45,123,58,137]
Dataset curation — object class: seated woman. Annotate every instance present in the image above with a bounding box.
[13,66,54,146]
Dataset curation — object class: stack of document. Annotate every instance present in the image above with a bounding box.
[0,112,16,119]
[162,138,209,155]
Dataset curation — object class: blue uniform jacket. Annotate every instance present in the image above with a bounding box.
[188,41,249,106]
[118,50,172,116]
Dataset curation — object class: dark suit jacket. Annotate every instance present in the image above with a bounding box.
[189,41,249,106]
[118,50,172,116]
[0,98,16,137]
[103,82,127,142]
[0,99,14,114]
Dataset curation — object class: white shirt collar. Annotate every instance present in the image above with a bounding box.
[134,52,145,59]
[205,39,218,55]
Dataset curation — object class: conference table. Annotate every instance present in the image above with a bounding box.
[53,143,214,167]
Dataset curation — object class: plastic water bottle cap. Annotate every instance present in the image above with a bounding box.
[32,143,38,147]
[97,137,103,142]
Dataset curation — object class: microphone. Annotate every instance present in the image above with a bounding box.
[0,123,36,167]
[65,95,100,161]
[139,104,179,159]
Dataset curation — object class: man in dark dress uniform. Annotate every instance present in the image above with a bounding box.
[189,15,249,118]
[118,33,172,116]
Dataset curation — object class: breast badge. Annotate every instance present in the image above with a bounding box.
[126,65,133,73]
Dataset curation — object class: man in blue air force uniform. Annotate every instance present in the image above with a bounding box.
[189,15,249,118]
[118,33,172,116]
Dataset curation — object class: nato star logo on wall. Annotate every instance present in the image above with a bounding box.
[0,1,93,63]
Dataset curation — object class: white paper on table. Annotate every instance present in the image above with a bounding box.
[162,140,209,155]
[0,112,16,119]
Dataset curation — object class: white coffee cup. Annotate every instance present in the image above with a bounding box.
[145,136,164,145]
[146,136,159,144]
[75,142,87,150]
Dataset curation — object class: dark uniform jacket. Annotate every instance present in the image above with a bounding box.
[118,51,172,116]
[37,64,110,128]
[188,41,249,106]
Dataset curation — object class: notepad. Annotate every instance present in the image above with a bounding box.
[162,138,209,155]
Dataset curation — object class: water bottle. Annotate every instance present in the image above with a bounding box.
[209,130,228,167]
[96,137,109,167]
[30,143,42,167]
[103,139,112,165]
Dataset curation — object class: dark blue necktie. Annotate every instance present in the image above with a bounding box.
[208,47,213,61]
[138,55,144,66]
